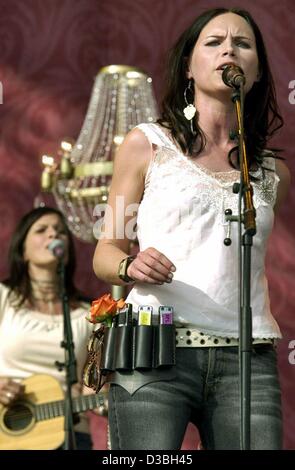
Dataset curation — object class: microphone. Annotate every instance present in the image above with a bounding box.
[222,65,245,88]
[48,239,65,258]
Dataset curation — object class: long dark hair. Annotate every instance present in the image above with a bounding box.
[4,206,80,308]
[157,8,283,166]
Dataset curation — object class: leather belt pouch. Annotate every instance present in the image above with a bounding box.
[115,325,134,370]
[153,324,175,368]
[100,324,176,374]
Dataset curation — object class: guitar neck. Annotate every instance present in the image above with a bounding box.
[35,393,105,421]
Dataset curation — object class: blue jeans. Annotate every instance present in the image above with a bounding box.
[75,432,93,450]
[109,345,282,450]
[59,432,93,450]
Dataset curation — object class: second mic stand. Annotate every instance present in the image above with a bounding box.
[55,258,78,450]
[225,84,256,450]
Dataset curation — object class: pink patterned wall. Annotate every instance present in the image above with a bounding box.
[0,0,294,449]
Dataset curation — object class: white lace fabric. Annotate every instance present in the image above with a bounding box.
[126,123,281,339]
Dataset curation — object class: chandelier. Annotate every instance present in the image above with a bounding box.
[40,65,158,243]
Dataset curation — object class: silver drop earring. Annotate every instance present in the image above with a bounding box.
[183,79,196,134]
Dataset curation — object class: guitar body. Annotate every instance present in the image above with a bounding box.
[0,374,65,450]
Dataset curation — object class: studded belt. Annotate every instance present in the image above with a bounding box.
[175,328,275,348]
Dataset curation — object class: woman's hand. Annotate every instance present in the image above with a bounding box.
[82,383,109,417]
[0,378,25,406]
[127,247,176,285]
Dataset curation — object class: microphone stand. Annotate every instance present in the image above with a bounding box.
[226,84,256,450]
[55,257,78,450]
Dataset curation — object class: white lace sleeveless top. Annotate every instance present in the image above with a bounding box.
[126,123,281,338]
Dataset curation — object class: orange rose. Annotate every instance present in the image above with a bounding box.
[87,293,126,325]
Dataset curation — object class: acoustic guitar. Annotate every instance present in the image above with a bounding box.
[0,374,106,450]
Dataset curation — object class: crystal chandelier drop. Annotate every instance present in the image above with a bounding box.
[40,65,158,243]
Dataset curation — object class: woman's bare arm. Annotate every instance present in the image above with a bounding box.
[93,128,176,286]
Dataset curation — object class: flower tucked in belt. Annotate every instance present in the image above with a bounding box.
[86,293,125,327]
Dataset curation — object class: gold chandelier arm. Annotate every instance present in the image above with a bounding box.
[74,162,113,178]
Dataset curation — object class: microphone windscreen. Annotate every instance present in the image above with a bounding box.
[222,65,245,88]
[48,239,65,258]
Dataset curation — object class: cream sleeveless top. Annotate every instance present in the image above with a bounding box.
[126,123,281,339]
[0,283,93,433]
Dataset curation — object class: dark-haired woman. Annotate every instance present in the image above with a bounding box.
[93,8,290,450]
[0,207,94,449]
